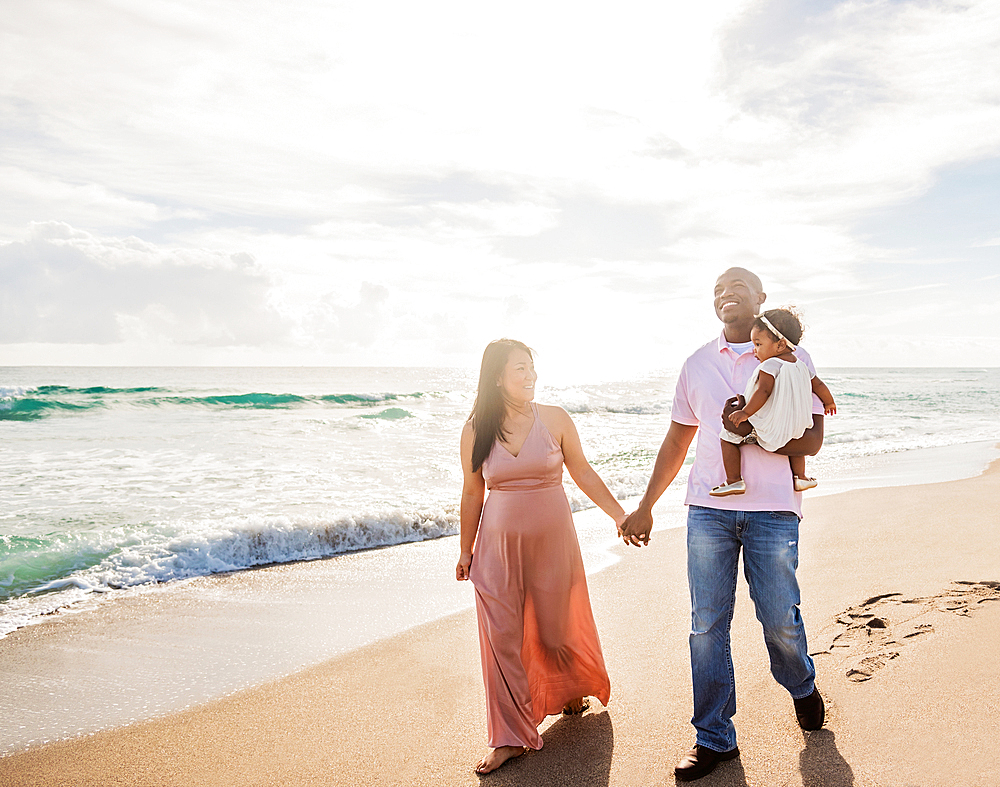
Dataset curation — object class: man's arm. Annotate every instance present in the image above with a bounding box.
[774,414,824,456]
[619,421,698,547]
[722,397,825,456]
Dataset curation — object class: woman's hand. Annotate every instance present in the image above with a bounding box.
[614,511,629,535]
[456,551,473,581]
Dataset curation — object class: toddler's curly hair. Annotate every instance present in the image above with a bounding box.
[754,307,804,346]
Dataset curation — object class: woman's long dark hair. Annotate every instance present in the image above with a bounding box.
[468,339,533,472]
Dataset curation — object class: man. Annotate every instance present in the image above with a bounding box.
[620,267,826,782]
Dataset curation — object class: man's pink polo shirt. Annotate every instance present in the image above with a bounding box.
[670,332,824,518]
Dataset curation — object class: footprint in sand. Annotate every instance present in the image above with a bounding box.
[845,652,899,682]
[813,581,1000,682]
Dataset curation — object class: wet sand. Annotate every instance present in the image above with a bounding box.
[2,459,999,786]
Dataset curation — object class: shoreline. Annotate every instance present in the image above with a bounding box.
[0,440,997,759]
[2,453,999,784]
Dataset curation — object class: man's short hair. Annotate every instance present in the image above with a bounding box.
[720,266,763,294]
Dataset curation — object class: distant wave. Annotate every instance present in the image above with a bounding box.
[0,507,458,637]
[35,385,165,395]
[561,403,670,415]
[0,385,427,420]
[0,397,98,420]
[160,392,314,408]
[156,392,424,408]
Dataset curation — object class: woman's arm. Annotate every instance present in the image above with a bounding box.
[544,406,626,528]
[456,421,486,581]
[729,371,775,425]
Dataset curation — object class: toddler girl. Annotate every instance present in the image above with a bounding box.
[711,308,836,497]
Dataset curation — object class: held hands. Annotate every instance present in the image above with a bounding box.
[456,551,472,581]
[728,409,749,427]
[618,508,652,548]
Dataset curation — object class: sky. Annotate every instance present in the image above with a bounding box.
[2,0,998,376]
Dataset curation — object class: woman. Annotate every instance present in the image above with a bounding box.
[456,339,626,774]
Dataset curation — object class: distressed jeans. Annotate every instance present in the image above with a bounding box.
[686,505,816,752]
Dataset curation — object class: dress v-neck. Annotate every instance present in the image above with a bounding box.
[497,406,537,459]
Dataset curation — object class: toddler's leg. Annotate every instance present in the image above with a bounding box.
[790,456,817,491]
[711,435,747,496]
[722,440,743,484]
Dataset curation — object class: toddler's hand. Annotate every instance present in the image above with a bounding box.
[729,409,749,426]
[824,402,837,415]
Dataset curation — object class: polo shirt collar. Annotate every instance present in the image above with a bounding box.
[716,330,755,358]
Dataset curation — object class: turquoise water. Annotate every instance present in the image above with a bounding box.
[2,365,998,637]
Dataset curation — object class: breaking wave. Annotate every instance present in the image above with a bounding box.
[0,385,427,421]
[0,507,458,637]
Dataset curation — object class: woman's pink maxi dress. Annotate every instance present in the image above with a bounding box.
[469,404,611,750]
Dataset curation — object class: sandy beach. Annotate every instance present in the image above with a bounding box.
[2,457,999,786]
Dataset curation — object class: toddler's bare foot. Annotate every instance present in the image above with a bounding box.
[474,746,525,774]
[562,696,590,715]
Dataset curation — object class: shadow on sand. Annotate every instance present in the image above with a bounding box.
[476,710,614,786]
[698,728,853,787]
[471,714,854,786]
[799,729,854,787]
[639,729,853,787]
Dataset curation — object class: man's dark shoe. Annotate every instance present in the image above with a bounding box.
[674,744,740,782]
[794,687,825,730]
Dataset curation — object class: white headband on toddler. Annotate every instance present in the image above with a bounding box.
[757,314,796,350]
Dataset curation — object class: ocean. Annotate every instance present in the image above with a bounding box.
[2,365,1000,642]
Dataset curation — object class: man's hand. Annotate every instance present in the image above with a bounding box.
[722,395,752,437]
[728,409,749,426]
[619,507,652,547]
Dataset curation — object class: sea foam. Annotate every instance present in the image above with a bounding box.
[0,508,458,638]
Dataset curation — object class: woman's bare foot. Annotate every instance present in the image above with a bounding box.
[561,696,590,715]
[474,746,525,774]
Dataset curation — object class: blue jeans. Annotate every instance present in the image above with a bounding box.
[686,505,816,752]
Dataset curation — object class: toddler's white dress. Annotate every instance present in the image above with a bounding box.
[730,356,814,452]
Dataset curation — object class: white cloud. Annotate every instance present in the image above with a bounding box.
[1,0,999,369]
[0,222,289,346]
